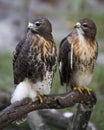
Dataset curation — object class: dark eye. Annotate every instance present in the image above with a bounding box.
[83,23,88,28]
[35,22,40,26]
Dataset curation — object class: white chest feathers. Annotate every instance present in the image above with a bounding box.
[34,71,53,95]
[11,71,53,103]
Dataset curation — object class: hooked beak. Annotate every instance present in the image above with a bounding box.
[27,22,38,33]
[28,22,34,29]
[74,22,81,28]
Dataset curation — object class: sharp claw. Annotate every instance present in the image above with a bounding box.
[37,94,44,103]
[74,87,83,93]
[37,92,44,103]
[85,87,92,95]
[74,86,92,95]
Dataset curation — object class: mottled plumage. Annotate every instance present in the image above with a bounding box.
[58,18,98,92]
[11,17,57,103]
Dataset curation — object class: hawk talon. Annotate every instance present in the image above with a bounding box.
[74,87,83,93]
[37,93,44,103]
[74,86,92,95]
[84,87,92,95]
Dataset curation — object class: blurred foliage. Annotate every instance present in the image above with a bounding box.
[67,12,104,39]
[39,0,59,5]
[90,65,104,95]
[0,52,13,91]
[91,97,104,130]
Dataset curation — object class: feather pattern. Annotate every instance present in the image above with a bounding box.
[11,17,57,103]
[58,18,98,91]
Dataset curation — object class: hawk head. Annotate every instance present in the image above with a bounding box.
[27,17,52,35]
[74,18,97,40]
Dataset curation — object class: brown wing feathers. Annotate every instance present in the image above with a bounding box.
[58,38,72,85]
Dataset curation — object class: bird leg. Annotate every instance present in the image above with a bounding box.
[37,92,44,103]
[74,86,92,95]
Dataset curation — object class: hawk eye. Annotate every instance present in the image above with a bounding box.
[83,23,88,28]
[35,22,40,26]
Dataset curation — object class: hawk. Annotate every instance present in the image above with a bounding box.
[58,18,98,93]
[11,17,57,104]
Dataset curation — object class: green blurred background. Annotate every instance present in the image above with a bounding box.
[0,0,104,129]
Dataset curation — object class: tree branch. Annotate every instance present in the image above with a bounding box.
[0,90,96,129]
[70,103,95,130]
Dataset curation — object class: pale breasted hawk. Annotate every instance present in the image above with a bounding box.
[58,18,98,93]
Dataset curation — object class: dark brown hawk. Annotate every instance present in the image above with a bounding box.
[58,18,98,93]
[11,17,57,103]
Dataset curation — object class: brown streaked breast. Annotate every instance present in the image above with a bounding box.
[67,34,97,60]
[31,34,55,58]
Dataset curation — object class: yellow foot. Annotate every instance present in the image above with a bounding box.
[84,86,92,95]
[74,86,83,93]
[37,93,44,103]
[74,86,92,95]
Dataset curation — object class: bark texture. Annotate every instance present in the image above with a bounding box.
[0,90,96,130]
